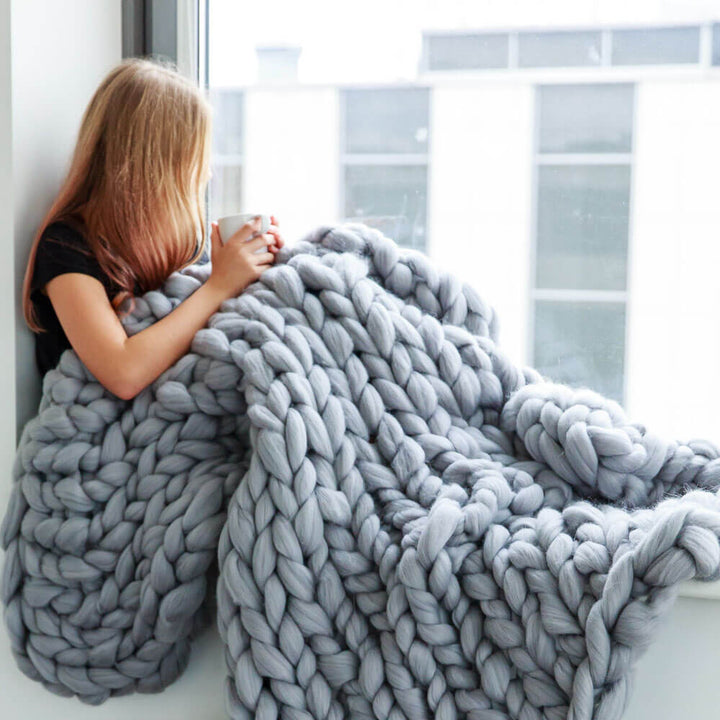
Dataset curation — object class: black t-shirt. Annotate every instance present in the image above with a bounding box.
[30,220,132,376]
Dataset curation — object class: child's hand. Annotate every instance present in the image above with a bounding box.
[266,215,285,255]
[207,218,276,299]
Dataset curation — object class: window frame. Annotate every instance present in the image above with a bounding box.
[338,84,431,252]
[420,22,718,72]
[529,81,637,404]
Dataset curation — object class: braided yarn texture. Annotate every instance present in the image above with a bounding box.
[4,222,720,719]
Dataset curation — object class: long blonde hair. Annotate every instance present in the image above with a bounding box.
[22,56,213,333]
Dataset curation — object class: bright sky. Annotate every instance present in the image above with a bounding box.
[208,0,720,86]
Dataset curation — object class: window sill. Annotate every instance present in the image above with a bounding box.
[677,579,720,600]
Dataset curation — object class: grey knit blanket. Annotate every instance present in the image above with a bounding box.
[4,222,720,720]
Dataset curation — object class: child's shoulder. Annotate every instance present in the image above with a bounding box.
[40,218,92,257]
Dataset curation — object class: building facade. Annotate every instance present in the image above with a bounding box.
[208,19,720,443]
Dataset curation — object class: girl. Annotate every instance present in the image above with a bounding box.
[21,57,284,401]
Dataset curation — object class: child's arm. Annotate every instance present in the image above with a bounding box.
[44,228,275,401]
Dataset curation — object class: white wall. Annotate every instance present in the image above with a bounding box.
[243,87,339,239]
[429,82,534,363]
[10,0,121,438]
[0,0,15,547]
[626,78,720,441]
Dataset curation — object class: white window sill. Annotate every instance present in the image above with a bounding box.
[678,579,720,600]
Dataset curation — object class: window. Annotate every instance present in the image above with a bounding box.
[713,23,720,65]
[532,84,634,403]
[534,301,627,401]
[423,33,508,70]
[341,87,429,251]
[421,24,708,72]
[536,165,630,291]
[518,31,602,68]
[538,84,634,154]
[611,26,700,65]
[343,87,429,154]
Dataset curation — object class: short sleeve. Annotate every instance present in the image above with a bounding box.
[32,225,107,293]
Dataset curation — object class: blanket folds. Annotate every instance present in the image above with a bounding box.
[3,222,720,720]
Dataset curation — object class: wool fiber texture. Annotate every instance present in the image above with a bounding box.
[4,222,720,720]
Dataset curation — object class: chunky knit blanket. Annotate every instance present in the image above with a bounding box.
[3,222,720,720]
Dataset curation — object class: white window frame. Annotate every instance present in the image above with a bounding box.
[338,84,431,253]
[528,81,636,405]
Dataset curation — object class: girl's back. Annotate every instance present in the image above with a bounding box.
[31,218,140,375]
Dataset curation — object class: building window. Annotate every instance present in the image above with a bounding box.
[421,24,706,71]
[538,84,634,154]
[534,300,627,400]
[712,23,720,65]
[341,87,429,251]
[423,33,508,70]
[611,26,700,65]
[518,31,602,68]
[532,84,634,403]
[209,88,244,221]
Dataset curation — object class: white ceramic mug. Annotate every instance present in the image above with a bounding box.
[218,213,272,247]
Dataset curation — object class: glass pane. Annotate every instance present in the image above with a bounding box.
[518,31,602,68]
[210,89,244,155]
[534,300,626,402]
[343,165,427,251]
[611,26,700,65]
[536,165,630,291]
[425,33,508,70]
[539,84,634,154]
[210,164,243,221]
[713,24,720,65]
[343,87,429,154]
